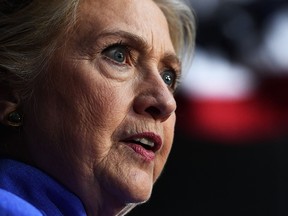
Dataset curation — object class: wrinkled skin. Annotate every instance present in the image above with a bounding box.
[24,0,180,215]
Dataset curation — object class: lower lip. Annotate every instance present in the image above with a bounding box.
[126,143,155,161]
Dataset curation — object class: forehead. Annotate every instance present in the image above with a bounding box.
[76,0,175,52]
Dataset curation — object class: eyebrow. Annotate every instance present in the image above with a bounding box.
[94,29,181,70]
[96,30,149,52]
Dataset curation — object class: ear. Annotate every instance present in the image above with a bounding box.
[0,81,21,125]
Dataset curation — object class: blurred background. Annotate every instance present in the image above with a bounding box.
[131,0,288,215]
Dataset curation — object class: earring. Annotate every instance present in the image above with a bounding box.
[7,111,23,127]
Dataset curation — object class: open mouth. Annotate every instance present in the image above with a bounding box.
[122,132,162,153]
[127,137,155,151]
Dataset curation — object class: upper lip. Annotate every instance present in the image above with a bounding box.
[121,132,162,152]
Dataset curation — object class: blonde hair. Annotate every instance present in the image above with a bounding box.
[154,0,196,67]
[0,0,195,101]
[0,0,79,100]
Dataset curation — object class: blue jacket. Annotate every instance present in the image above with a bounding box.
[0,159,87,216]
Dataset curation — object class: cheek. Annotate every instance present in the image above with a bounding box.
[72,83,126,146]
[73,82,133,160]
[85,88,129,126]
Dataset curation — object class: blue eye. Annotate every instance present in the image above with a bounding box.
[112,48,125,63]
[102,44,128,64]
[161,70,175,87]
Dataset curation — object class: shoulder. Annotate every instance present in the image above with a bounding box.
[0,189,43,216]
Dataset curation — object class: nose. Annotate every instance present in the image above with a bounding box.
[133,74,177,122]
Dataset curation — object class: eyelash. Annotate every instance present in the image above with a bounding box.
[162,68,181,93]
[101,41,181,92]
[101,41,136,66]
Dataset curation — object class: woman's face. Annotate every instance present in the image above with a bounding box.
[25,0,180,213]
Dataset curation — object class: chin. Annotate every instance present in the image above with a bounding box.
[125,182,153,204]
[115,174,154,205]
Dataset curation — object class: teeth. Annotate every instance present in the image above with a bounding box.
[134,138,155,147]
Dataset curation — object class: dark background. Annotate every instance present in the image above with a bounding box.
[130,0,288,215]
[130,127,288,216]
